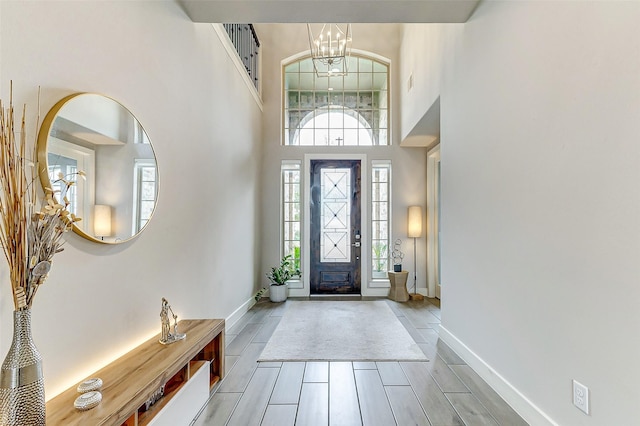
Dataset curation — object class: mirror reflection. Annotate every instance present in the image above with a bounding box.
[37,93,158,244]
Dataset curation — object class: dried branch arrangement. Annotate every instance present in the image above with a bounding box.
[0,84,82,310]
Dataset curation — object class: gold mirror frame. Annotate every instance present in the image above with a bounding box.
[37,93,159,244]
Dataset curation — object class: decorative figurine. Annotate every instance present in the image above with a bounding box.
[392,239,404,272]
[159,297,186,345]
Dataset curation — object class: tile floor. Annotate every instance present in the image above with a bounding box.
[192,297,528,426]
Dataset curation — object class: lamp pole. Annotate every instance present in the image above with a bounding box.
[413,236,417,295]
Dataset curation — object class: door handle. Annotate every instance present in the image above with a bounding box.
[352,242,361,248]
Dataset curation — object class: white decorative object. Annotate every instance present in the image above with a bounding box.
[391,239,404,271]
[77,378,103,393]
[74,391,102,411]
[269,284,288,303]
[159,297,186,345]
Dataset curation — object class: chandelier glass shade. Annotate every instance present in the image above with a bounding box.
[307,23,353,77]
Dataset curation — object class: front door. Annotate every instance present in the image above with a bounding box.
[310,160,361,294]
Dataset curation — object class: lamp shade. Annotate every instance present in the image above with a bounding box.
[94,205,112,237]
[407,205,423,238]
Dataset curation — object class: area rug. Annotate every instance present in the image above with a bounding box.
[258,300,427,362]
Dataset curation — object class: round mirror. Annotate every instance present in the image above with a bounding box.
[37,93,158,244]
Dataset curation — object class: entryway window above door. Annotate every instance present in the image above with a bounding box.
[282,54,390,146]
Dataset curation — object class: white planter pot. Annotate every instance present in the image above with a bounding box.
[269,284,288,302]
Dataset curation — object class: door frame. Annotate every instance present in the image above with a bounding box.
[426,144,441,298]
[309,159,362,295]
[296,153,369,297]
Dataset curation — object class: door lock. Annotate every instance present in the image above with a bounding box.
[352,242,361,247]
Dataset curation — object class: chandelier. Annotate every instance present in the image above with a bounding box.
[307,24,353,77]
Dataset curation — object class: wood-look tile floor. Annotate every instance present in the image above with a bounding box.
[192,298,528,426]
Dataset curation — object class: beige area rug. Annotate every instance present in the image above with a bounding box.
[258,300,427,362]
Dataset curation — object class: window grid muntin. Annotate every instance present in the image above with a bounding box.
[134,162,157,233]
[284,54,389,146]
[371,162,391,279]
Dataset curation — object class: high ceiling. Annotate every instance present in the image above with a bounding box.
[177,1,475,147]
[177,0,479,23]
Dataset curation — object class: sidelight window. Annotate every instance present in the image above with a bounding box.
[282,161,302,272]
[371,161,391,279]
[133,160,157,233]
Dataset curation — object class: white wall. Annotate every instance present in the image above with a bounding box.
[0,1,263,399]
[408,1,640,424]
[400,24,449,142]
[255,24,429,296]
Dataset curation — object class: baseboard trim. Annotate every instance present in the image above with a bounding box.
[438,325,558,426]
[288,288,308,298]
[226,297,257,332]
[362,288,392,297]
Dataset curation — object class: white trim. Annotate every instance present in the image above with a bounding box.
[288,287,308,298]
[225,297,257,333]
[303,154,369,296]
[364,288,393,297]
[212,24,263,111]
[286,278,304,290]
[368,279,390,289]
[281,48,391,69]
[426,145,440,298]
[438,325,559,426]
[280,160,302,281]
[132,158,156,236]
[48,137,95,233]
[370,159,392,287]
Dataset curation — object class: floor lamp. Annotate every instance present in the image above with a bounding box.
[408,206,424,300]
[94,204,112,242]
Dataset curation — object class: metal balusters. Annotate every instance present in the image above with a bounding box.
[223,24,260,91]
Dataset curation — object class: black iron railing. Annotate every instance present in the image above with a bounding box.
[223,24,260,91]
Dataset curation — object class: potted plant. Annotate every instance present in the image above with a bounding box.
[255,254,300,302]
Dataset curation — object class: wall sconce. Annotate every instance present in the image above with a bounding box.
[407,205,424,300]
[94,205,112,241]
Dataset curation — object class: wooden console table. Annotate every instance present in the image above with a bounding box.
[46,319,225,426]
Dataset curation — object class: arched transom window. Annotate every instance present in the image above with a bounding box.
[283,55,389,146]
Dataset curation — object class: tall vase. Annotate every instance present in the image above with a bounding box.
[0,309,45,426]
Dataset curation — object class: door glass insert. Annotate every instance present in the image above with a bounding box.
[320,168,351,262]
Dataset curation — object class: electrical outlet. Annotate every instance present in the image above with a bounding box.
[572,380,589,415]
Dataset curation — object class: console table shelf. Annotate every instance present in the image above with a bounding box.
[46,319,225,426]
